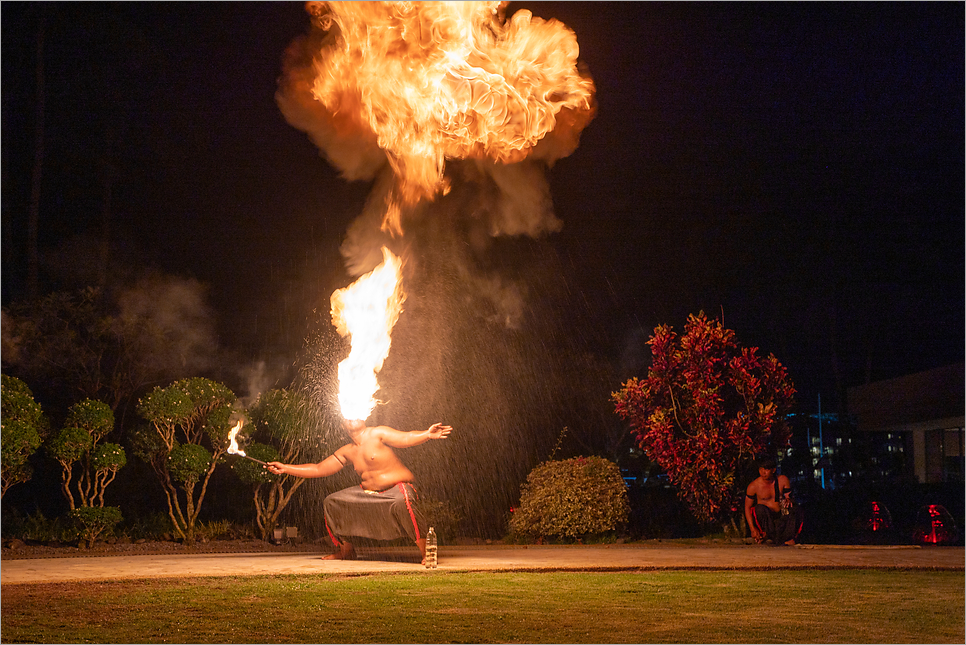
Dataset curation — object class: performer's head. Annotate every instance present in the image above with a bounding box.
[342,418,366,434]
[757,455,777,477]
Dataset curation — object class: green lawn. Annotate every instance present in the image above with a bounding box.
[1,570,962,643]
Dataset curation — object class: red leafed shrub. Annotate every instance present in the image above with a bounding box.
[612,312,795,525]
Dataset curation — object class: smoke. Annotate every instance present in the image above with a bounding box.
[0,309,24,365]
[275,30,387,186]
[115,273,219,375]
[237,358,293,408]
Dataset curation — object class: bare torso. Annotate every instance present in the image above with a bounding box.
[746,474,789,512]
[337,427,414,491]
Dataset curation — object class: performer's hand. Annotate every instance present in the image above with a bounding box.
[427,423,452,439]
[265,461,286,474]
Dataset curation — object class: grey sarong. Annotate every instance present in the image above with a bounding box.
[323,482,426,545]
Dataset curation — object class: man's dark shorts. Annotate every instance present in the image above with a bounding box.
[751,504,803,544]
[323,482,427,545]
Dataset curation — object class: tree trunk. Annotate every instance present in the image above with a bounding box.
[160,478,188,541]
[59,465,76,511]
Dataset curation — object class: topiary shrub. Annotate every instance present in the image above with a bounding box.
[1,375,49,498]
[47,426,92,466]
[167,443,212,486]
[70,506,123,548]
[137,377,236,544]
[229,442,279,487]
[91,442,127,472]
[509,456,629,542]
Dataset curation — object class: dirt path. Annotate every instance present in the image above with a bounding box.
[3,543,962,585]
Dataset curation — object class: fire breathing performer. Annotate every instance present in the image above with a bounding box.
[266,419,451,563]
[744,456,804,546]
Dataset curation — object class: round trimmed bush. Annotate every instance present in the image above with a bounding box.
[167,443,212,485]
[509,456,629,541]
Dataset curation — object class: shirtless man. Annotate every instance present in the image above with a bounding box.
[744,456,803,546]
[266,419,451,562]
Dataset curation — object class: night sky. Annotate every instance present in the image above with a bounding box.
[3,1,964,417]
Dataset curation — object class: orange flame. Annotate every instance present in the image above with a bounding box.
[299,0,595,232]
[227,420,246,456]
[330,246,406,421]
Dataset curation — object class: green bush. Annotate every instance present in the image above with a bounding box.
[70,506,123,548]
[195,519,234,541]
[1,375,48,497]
[1,420,41,488]
[3,509,73,543]
[1,375,47,431]
[63,399,114,444]
[229,442,279,486]
[167,443,212,485]
[91,442,127,471]
[123,512,174,541]
[509,456,629,542]
[46,426,92,464]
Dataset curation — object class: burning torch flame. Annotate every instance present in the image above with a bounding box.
[227,419,267,465]
[330,246,405,421]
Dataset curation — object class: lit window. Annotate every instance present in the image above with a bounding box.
[836,438,842,446]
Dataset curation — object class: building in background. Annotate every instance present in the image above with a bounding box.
[848,363,964,485]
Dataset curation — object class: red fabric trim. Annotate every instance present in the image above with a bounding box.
[751,509,764,534]
[324,517,340,546]
[398,482,422,541]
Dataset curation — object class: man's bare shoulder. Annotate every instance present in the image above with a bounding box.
[333,443,357,456]
[366,425,401,439]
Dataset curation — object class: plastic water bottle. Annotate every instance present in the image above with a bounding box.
[424,527,438,569]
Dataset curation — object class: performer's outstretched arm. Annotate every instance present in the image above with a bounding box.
[377,422,452,448]
[266,452,347,478]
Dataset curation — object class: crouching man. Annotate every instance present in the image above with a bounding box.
[266,419,451,564]
[744,456,804,546]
